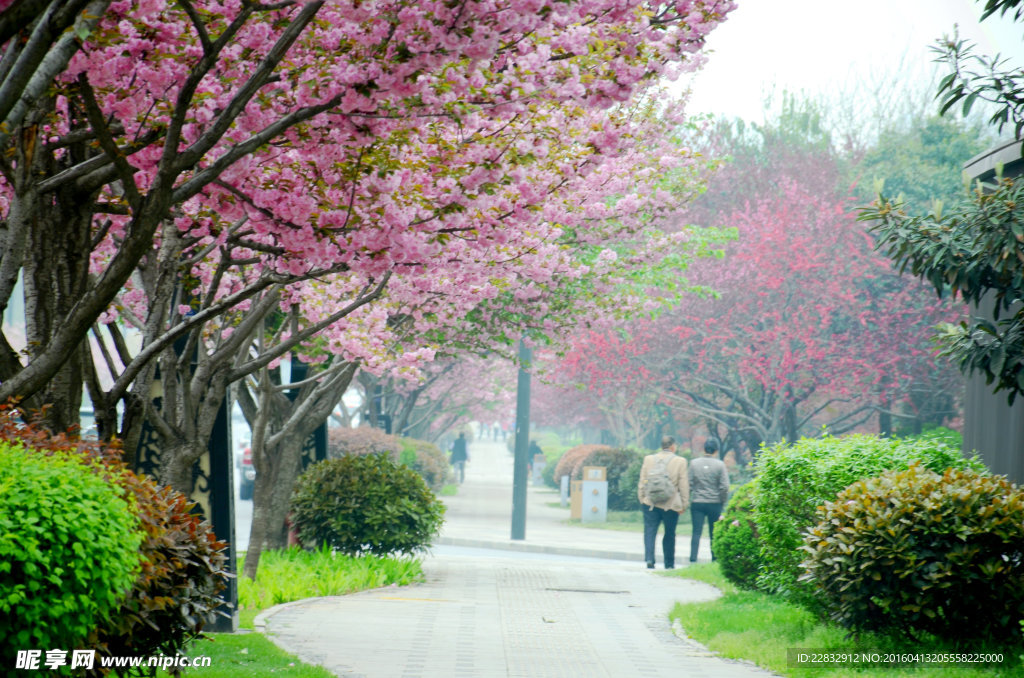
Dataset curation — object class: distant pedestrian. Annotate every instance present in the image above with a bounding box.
[450,433,469,484]
[528,439,543,478]
[528,439,543,462]
[688,438,730,562]
[637,436,689,569]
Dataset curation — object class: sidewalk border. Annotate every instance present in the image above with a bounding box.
[253,597,331,633]
[434,535,642,561]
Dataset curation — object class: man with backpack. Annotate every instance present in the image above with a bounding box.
[637,436,689,569]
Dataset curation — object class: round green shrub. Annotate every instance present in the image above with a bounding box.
[713,481,762,591]
[541,451,561,488]
[0,442,142,654]
[800,465,1024,642]
[0,408,228,669]
[753,433,983,604]
[539,442,572,489]
[398,438,449,491]
[291,454,446,556]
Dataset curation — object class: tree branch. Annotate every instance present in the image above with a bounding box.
[229,271,392,381]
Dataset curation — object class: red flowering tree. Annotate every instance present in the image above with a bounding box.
[540,176,962,452]
[544,330,665,447]
[657,179,961,448]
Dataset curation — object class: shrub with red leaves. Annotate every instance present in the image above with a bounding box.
[327,425,401,461]
[553,444,611,484]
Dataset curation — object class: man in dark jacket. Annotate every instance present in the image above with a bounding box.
[688,438,730,562]
[450,433,469,483]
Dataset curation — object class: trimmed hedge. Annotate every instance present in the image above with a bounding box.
[327,425,401,461]
[569,447,643,511]
[0,442,142,655]
[329,425,449,491]
[539,442,575,489]
[712,481,762,591]
[553,444,610,485]
[753,433,983,604]
[291,454,445,556]
[399,438,449,491]
[801,465,1024,642]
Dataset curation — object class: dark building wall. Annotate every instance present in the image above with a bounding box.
[961,140,1024,484]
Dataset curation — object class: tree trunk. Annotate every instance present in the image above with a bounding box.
[782,401,798,443]
[243,362,356,580]
[392,386,424,437]
[158,439,205,494]
[17,125,97,430]
[243,431,305,580]
[878,404,892,438]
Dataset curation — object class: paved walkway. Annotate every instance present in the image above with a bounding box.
[261,438,776,677]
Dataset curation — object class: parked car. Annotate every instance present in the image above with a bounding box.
[239,446,255,500]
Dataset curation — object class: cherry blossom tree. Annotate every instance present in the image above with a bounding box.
[0,0,736,434]
[1,1,747,581]
[361,356,516,442]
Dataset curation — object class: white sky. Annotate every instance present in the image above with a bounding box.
[682,0,1023,122]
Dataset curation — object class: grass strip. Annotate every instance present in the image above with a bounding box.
[161,632,334,678]
[237,546,424,628]
[669,565,1023,677]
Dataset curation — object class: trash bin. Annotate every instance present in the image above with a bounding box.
[580,466,607,523]
[532,454,546,485]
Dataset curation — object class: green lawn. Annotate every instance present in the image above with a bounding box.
[668,565,1023,678]
[161,632,334,678]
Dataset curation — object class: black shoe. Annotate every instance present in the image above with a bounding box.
[646,561,655,569]
[689,558,697,562]
[665,565,675,570]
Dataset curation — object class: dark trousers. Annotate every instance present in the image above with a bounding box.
[642,505,679,568]
[690,502,723,562]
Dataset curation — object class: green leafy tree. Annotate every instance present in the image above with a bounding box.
[932,0,1024,146]
[862,0,1023,402]
[862,177,1024,401]
[852,116,988,214]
